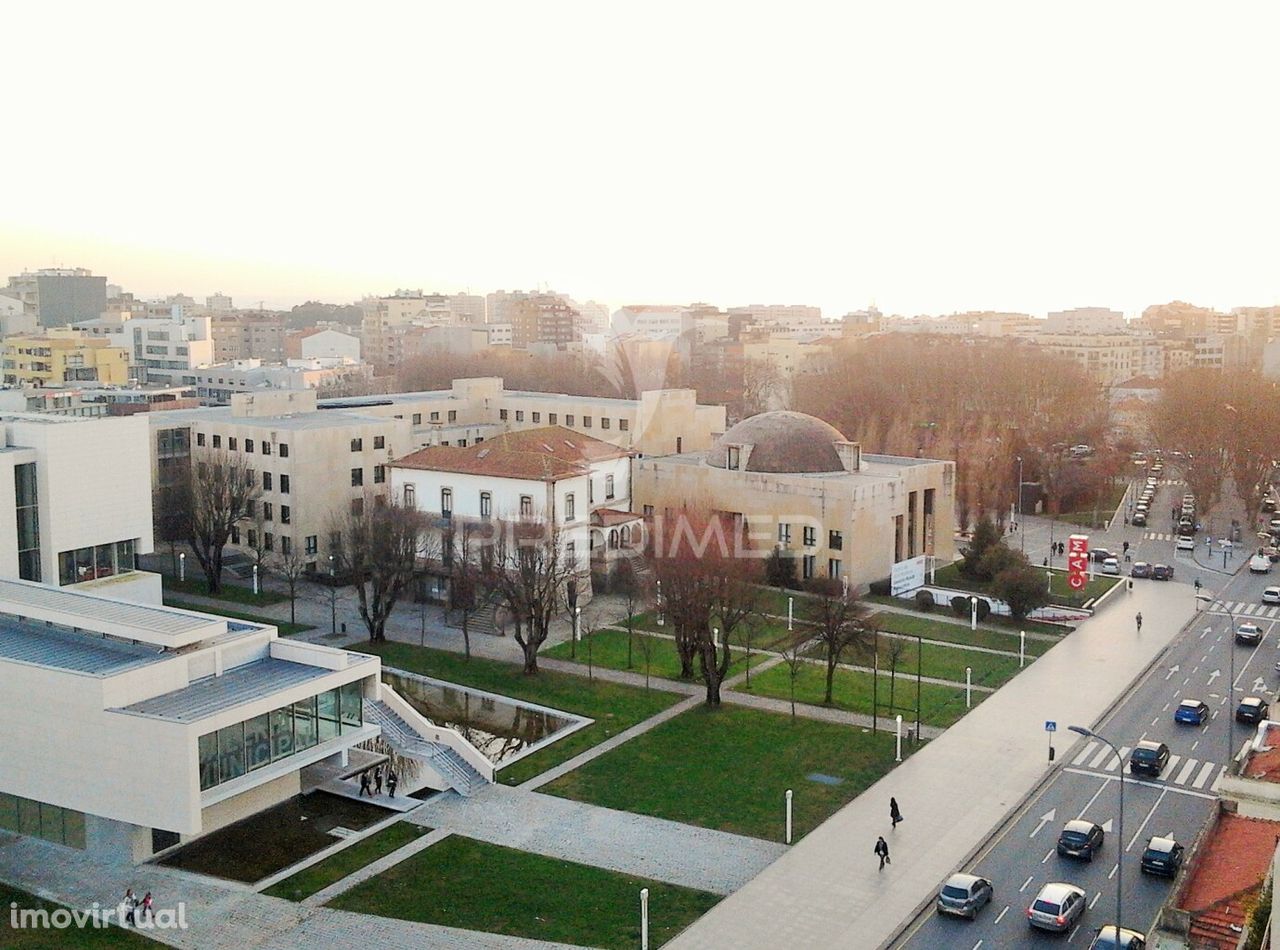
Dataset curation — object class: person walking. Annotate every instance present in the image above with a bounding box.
[374,767,384,795]
[890,797,903,829]
[387,770,398,798]
[139,892,153,924]
[1135,611,1143,633]
[358,771,371,797]
[874,836,891,871]
[122,888,136,926]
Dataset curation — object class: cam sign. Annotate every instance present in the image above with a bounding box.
[1067,534,1090,591]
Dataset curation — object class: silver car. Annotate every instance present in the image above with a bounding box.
[936,872,993,919]
[1028,881,1086,932]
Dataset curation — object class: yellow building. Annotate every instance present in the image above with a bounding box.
[2,334,131,387]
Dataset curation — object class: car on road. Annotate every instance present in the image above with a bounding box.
[1090,549,1115,563]
[1131,511,1147,526]
[1131,561,1152,578]
[1027,882,1087,933]
[1179,519,1197,535]
[1057,819,1105,861]
[1263,586,1280,605]
[1236,697,1270,724]
[1236,622,1264,645]
[1140,835,1185,878]
[1175,699,1210,725]
[1251,553,1273,574]
[1129,740,1171,777]
[1088,925,1147,949]
[1152,563,1174,580]
[1176,536,1196,551]
[1102,557,1121,575]
[935,872,993,919]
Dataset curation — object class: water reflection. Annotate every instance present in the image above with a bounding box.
[384,671,574,766]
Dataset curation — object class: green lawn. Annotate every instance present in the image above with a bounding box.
[1,883,159,948]
[163,575,287,606]
[545,629,771,683]
[328,835,720,949]
[745,661,982,728]
[356,642,679,785]
[868,611,1057,656]
[542,704,909,840]
[930,561,1119,608]
[624,612,797,650]
[263,821,430,901]
[162,599,314,636]
[811,635,1026,688]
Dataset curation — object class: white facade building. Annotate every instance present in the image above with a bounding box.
[73,311,214,386]
[1044,307,1127,335]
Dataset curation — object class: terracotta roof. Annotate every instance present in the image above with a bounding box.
[1181,812,1280,913]
[393,426,628,481]
[592,507,642,527]
[1242,724,1280,783]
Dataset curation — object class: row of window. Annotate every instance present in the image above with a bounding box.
[197,683,363,791]
[233,527,294,555]
[349,437,386,452]
[351,466,386,487]
[777,525,843,549]
[497,409,629,431]
[414,480,611,521]
[260,472,290,493]
[245,500,290,524]
[58,539,137,587]
[409,411,458,425]
[195,432,290,456]
[0,793,85,850]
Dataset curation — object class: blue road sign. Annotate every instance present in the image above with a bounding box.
[1045,720,1057,732]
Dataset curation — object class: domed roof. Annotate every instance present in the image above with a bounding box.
[706,411,849,474]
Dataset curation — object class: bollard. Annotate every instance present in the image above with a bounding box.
[895,714,903,762]
[1020,631,1026,668]
[179,551,186,582]
[788,597,794,632]
[965,667,972,708]
[640,888,649,950]
[252,564,259,595]
[785,789,793,844]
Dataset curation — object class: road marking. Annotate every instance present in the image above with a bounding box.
[1175,758,1198,784]
[1089,891,1101,909]
[1192,739,1200,752]
[1089,746,1112,769]
[1108,863,1118,880]
[1073,741,1099,766]
[1165,754,1182,776]
[1020,875,1034,892]
[1151,717,1159,727]
[1183,676,1190,685]
[994,906,1009,924]
[1029,809,1055,838]
[971,941,982,950]
[1127,787,1170,851]
[1193,760,1216,789]
[1061,767,1218,800]
[1077,778,1111,820]
[1103,747,1131,772]
[1042,849,1053,864]
[1166,665,1180,680]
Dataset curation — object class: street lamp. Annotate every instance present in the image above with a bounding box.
[1068,724,1124,936]
[1015,455,1024,554]
[1197,593,1236,767]
[329,554,337,635]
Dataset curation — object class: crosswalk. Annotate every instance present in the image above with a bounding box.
[1143,532,1207,542]
[1207,600,1280,618]
[1070,740,1221,790]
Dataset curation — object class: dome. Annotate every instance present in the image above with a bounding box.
[705,411,850,474]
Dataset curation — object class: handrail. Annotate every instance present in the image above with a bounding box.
[375,685,495,782]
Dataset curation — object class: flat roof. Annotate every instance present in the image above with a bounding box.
[0,616,168,676]
[0,578,235,650]
[113,657,337,723]
[147,406,392,431]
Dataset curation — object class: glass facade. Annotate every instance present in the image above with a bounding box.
[57,539,136,586]
[14,462,40,581]
[0,792,85,849]
[198,684,365,791]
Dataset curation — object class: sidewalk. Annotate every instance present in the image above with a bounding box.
[668,580,1201,950]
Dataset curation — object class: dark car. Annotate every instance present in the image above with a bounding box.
[1179,518,1196,534]
[1130,561,1152,578]
[936,872,993,919]
[1090,549,1115,563]
[1057,819,1105,861]
[1140,835,1184,878]
[1152,563,1174,581]
[1129,741,1170,777]
[1175,699,1209,725]
[1236,697,1270,724]
[1131,511,1148,526]
[1088,926,1147,949]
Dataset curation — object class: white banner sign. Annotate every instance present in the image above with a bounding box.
[891,555,928,596]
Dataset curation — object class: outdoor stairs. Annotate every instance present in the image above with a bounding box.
[1188,894,1252,949]
[362,699,488,797]
[448,599,500,637]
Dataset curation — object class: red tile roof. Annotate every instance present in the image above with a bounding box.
[592,507,642,527]
[1243,724,1280,783]
[393,426,629,481]
[1181,812,1280,913]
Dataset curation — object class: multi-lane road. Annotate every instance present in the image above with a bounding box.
[898,477,1278,948]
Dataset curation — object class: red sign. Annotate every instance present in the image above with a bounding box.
[1067,535,1089,591]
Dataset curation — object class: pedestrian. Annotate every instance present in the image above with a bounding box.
[374,767,384,795]
[139,892,153,924]
[1136,612,1143,633]
[1058,541,1065,556]
[890,797,903,829]
[874,835,891,871]
[358,771,371,796]
[122,888,136,926]
[1043,557,1049,567]
[387,770,398,798]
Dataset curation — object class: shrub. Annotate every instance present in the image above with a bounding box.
[868,579,892,597]
[961,517,1002,576]
[994,563,1051,620]
[974,598,992,621]
[765,548,799,589]
[950,595,969,617]
[976,543,1022,583]
[914,590,935,612]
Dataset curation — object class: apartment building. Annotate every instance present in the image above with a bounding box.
[727,303,823,334]
[72,311,214,386]
[1044,307,1126,334]
[3,268,107,327]
[210,312,288,363]
[361,291,485,368]
[510,293,582,349]
[284,328,361,363]
[188,359,373,405]
[2,332,131,387]
[0,294,37,337]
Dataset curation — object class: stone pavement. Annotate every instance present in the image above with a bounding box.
[399,784,785,895]
[667,579,1203,950]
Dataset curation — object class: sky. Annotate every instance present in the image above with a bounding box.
[5,1,1280,318]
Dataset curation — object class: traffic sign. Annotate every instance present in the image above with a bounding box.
[1045,720,1057,732]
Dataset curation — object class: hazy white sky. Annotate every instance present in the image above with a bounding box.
[5,1,1280,317]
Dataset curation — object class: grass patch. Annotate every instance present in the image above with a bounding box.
[356,641,679,785]
[162,599,314,637]
[868,611,1057,656]
[328,835,719,948]
[625,612,796,650]
[809,635,1026,688]
[264,821,430,901]
[543,703,909,840]
[163,575,287,606]
[745,661,981,728]
[930,561,1118,609]
[545,629,770,682]
[1,882,161,948]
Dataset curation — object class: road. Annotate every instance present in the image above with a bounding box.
[897,476,1279,949]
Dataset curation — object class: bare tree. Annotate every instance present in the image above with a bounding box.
[803,578,871,705]
[185,453,261,594]
[614,555,651,670]
[153,482,190,577]
[697,554,761,707]
[273,545,309,626]
[448,523,485,661]
[484,518,579,674]
[331,498,429,643]
[781,630,808,718]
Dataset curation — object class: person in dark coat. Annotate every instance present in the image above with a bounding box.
[387,770,398,798]
[374,767,384,795]
[875,836,891,870]
[358,771,371,796]
[890,797,903,829]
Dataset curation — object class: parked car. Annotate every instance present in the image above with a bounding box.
[1174,699,1209,725]
[936,872,993,919]
[1090,549,1115,563]
[1057,820,1105,861]
[1102,557,1121,576]
[1178,520,1197,535]
[1140,835,1185,878]
[1028,882,1087,933]
[1250,553,1273,574]
[1264,497,1277,513]
[1236,622,1264,645]
[1152,563,1174,580]
[1129,741,1170,777]
[1130,561,1152,578]
[1088,925,1147,949]
[1131,511,1147,527]
[1270,518,1280,533]
[1175,535,1195,551]
[1262,587,1280,605]
[1236,697,1270,724]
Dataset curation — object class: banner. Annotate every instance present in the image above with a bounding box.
[1067,534,1090,591]
[891,555,928,596]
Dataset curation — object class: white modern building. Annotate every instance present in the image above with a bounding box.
[72,311,214,386]
[285,328,361,363]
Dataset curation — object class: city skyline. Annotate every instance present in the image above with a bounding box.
[6,1,1280,318]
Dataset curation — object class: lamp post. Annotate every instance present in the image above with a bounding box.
[1197,593,1235,767]
[1016,455,1024,553]
[1068,724,1124,935]
[329,554,337,635]
[178,551,186,582]
[969,595,978,632]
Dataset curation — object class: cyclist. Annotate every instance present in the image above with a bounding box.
[1136,612,1143,633]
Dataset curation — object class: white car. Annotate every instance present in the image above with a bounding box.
[1102,557,1121,575]
[1251,554,1273,574]
[1263,587,1280,605]
[1176,536,1196,551]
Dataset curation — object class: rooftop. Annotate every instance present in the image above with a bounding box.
[114,657,338,723]
[1180,812,1280,913]
[147,406,393,431]
[394,425,629,480]
[0,616,168,676]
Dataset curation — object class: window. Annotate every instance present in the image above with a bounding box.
[549,413,558,425]
[246,499,256,518]
[582,416,592,428]
[566,541,576,566]
[500,409,508,421]
[778,523,791,544]
[430,411,439,422]
[373,465,386,484]
[279,443,288,458]
[212,434,221,448]
[448,410,457,422]
[350,497,364,516]
[350,438,363,452]
[727,446,741,470]
[305,535,318,555]
[231,525,240,544]
[228,437,237,451]
[245,439,254,453]
[565,493,575,521]
[605,474,615,499]
[601,417,611,430]
[262,442,271,456]
[566,414,575,426]
[196,432,206,447]
[439,487,450,515]
[829,530,843,551]
[247,528,257,547]
[828,558,842,578]
[412,413,422,425]
[281,505,290,525]
[643,504,654,517]
[802,555,815,580]
[374,436,385,450]
[480,492,492,518]
[515,410,524,422]
[676,437,682,452]
[263,471,272,491]
[280,474,290,494]
[520,495,533,517]
[263,502,273,521]
[532,412,541,423]
[351,468,363,487]
[803,526,816,547]
[619,418,629,432]
[14,463,39,582]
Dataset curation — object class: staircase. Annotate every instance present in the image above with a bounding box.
[447,597,501,637]
[363,698,489,797]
